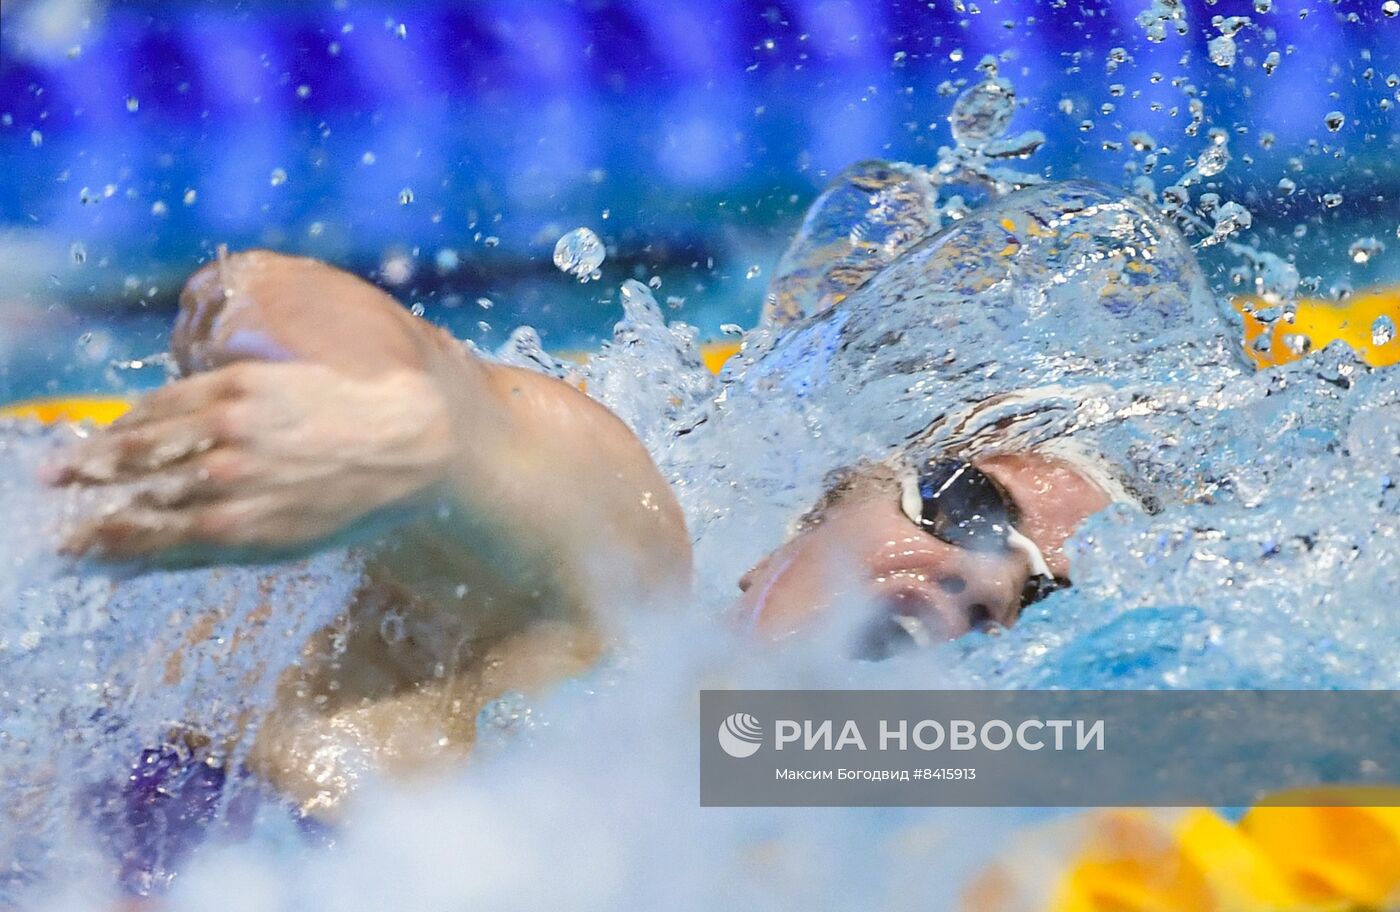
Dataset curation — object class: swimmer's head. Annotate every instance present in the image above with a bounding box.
[734,447,1131,659]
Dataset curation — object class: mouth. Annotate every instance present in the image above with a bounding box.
[851,585,950,661]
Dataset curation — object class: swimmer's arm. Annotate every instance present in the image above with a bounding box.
[46,251,692,609]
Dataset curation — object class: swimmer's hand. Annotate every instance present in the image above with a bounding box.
[42,362,453,562]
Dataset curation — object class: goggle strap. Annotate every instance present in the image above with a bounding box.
[1005,525,1053,580]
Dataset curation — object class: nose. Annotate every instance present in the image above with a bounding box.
[733,497,1030,646]
[851,576,1006,660]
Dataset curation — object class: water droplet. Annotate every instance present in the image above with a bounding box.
[183,189,198,206]
[1203,201,1252,245]
[1372,314,1396,347]
[398,187,414,205]
[1323,192,1344,209]
[30,130,42,147]
[1277,177,1296,195]
[483,236,500,248]
[1349,236,1385,264]
[269,168,288,187]
[1254,0,1272,11]
[720,323,744,337]
[421,246,452,274]
[949,48,964,62]
[1262,51,1281,74]
[648,276,663,289]
[950,78,1016,145]
[553,227,606,281]
[125,97,139,113]
[378,611,405,644]
[1284,333,1311,356]
[1324,111,1345,132]
[476,297,493,310]
[1128,131,1156,152]
[296,84,311,99]
[361,151,376,166]
[380,253,413,286]
[1195,143,1230,178]
[150,200,168,217]
[1385,0,1399,16]
[70,242,86,264]
[309,221,325,237]
[1207,34,1237,68]
[409,302,425,317]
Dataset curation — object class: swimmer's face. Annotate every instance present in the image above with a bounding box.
[735,453,1112,658]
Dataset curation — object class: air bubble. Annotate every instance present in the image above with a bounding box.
[553,228,606,281]
[1323,111,1345,132]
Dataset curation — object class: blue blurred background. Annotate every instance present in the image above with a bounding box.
[1,0,1396,400]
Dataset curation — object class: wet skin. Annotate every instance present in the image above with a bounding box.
[44,251,1111,811]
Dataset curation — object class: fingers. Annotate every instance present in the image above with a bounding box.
[61,505,198,560]
[41,365,264,486]
[42,415,219,486]
[109,369,238,430]
[61,494,331,562]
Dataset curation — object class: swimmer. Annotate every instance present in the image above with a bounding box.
[44,183,1135,813]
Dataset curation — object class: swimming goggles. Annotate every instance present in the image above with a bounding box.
[900,459,1067,612]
